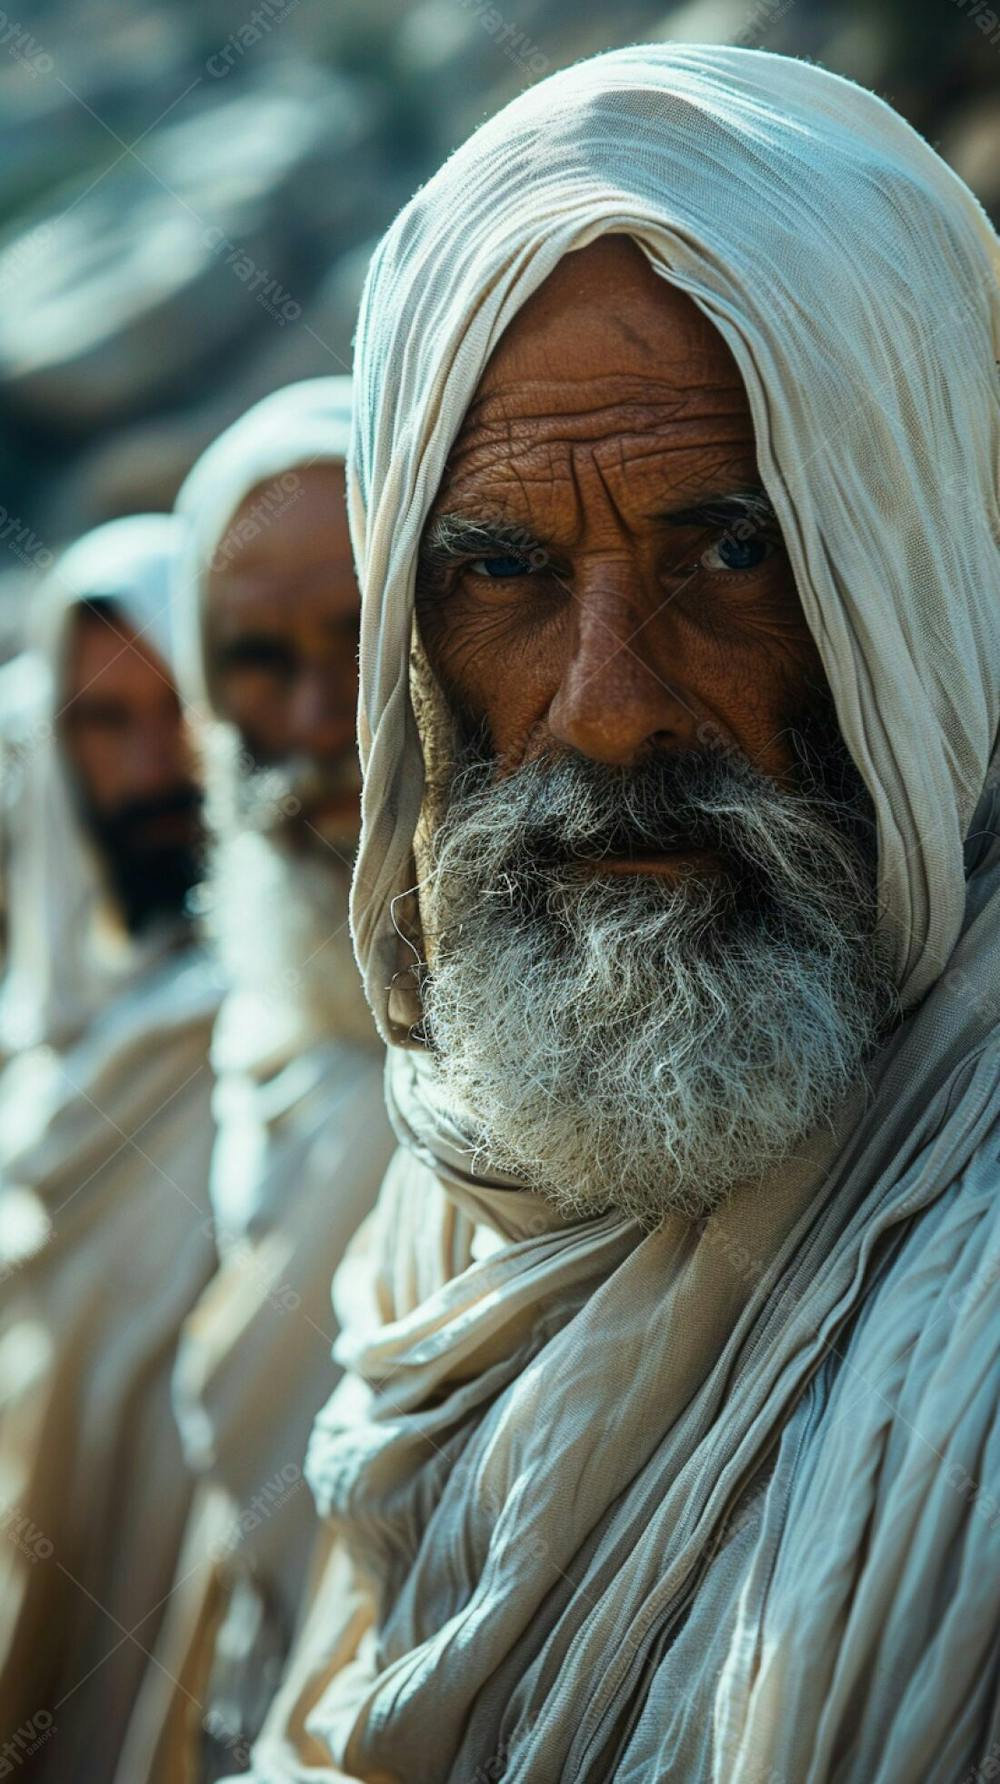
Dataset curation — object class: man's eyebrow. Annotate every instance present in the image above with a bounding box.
[416,490,778,577]
[419,513,547,564]
[657,487,777,530]
[213,632,294,659]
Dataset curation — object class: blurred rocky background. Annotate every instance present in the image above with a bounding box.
[0,0,996,654]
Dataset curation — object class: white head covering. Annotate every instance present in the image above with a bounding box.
[169,375,364,1080]
[274,46,1000,1784]
[347,42,1000,1042]
[174,376,353,717]
[109,380,397,1780]
[0,513,186,1052]
[169,374,376,1241]
[0,514,223,1784]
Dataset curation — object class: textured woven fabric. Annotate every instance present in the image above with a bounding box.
[250,45,1000,1784]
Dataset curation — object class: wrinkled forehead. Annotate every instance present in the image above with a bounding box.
[205,460,357,631]
[213,461,350,564]
[59,598,175,704]
[457,235,735,415]
[209,461,352,579]
[348,49,1000,1037]
[431,235,754,525]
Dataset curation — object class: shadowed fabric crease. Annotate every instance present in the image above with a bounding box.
[246,45,1000,1784]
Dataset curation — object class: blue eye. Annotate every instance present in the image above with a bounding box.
[470,554,533,578]
[699,533,775,573]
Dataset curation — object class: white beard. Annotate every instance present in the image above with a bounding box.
[202,727,374,1050]
[421,747,895,1228]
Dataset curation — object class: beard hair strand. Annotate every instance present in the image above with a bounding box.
[420,745,895,1228]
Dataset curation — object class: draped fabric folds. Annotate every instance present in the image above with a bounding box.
[0,517,220,1784]
[245,46,1000,1783]
[114,383,396,1784]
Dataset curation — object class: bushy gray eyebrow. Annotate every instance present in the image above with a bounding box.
[658,488,778,533]
[419,513,547,570]
[417,487,778,582]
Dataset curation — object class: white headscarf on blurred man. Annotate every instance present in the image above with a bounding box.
[0,515,220,1784]
[115,381,395,1784]
[243,44,1000,1784]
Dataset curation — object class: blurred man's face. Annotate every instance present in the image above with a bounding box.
[205,462,361,854]
[61,603,203,933]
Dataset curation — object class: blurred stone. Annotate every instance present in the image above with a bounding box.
[0,67,377,433]
[652,0,747,43]
[397,0,665,155]
[0,6,195,229]
[46,420,220,538]
[44,235,380,539]
[940,98,1000,218]
[0,564,47,664]
[0,0,993,617]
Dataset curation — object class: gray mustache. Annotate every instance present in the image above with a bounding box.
[444,745,873,872]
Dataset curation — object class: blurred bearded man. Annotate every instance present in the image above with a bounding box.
[116,381,395,1784]
[239,45,1000,1784]
[0,516,219,1784]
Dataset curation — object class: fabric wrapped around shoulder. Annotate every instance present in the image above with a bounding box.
[250,44,1000,1784]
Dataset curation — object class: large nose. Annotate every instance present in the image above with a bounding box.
[129,710,191,796]
[285,661,356,758]
[547,561,700,766]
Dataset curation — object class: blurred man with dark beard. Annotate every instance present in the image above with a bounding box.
[0,516,220,1784]
[237,47,1000,1784]
[116,382,395,1784]
[65,598,203,939]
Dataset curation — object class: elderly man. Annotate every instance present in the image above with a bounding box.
[0,516,219,1784]
[115,381,395,1784]
[241,44,1000,1784]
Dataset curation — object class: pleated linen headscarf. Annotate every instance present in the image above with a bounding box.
[254,45,1000,1784]
[0,514,186,1053]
